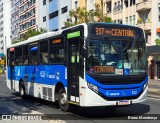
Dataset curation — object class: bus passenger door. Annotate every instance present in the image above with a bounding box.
[68,40,80,103]
[8,49,15,89]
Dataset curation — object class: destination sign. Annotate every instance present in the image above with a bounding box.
[52,39,61,44]
[96,28,135,37]
[90,25,144,38]
[94,66,115,73]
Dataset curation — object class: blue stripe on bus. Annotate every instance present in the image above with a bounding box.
[98,86,143,98]
[7,65,67,87]
[85,73,148,89]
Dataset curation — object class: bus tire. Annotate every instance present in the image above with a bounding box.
[58,88,70,112]
[19,82,26,99]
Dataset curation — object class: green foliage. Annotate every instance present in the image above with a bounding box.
[102,16,112,23]
[137,18,143,24]
[12,28,47,44]
[12,39,21,44]
[155,38,160,61]
[155,38,160,46]
[65,3,112,27]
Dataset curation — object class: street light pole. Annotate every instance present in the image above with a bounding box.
[143,14,146,30]
[101,0,103,19]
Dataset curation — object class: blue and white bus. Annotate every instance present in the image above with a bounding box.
[6,23,148,111]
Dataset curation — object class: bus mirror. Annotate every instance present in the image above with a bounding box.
[82,47,87,58]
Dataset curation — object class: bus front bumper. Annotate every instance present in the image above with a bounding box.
[80,86,148,107]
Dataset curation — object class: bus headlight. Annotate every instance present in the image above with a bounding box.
[143,82,148,90]
[88,83,98,93]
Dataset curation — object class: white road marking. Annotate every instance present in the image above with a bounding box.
[148,97,160,101]
[22,110,43,114]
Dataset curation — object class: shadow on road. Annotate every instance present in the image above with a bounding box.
[11,93,150,119]
[0,92,42,114]
[0,91,150,120]
[69,103,150,119]
[11,92,59,109]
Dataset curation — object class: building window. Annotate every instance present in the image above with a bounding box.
[43,16,46,22]
[75,1,78,9]
[120,20,122,24]
[124,0,128,7]
[117,1,120,11]
[121,0,123,10]
[126,17,128,24]
[129,16,132,25]
[49,11,58,19]
[133,15,135,25]
[43,0,46,5]
[61,6,68,14]
[130,0,132,6]
[133,0,135,5]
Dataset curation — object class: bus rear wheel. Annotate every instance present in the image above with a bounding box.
[58,89,70,112]
[19,83,26,99]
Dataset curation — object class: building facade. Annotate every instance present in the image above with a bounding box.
[73,0,160,80]
[0,0,11,55]
[38,0,49,31]
[11,0,20,42]
[19,0,38,37]
[48,0,72,31]
[105,0,152,44]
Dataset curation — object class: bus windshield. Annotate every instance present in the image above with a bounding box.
[86,39,147,75]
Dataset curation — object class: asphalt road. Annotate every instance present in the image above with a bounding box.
[0,74,160,123]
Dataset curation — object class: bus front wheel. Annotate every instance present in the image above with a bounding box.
[58,89,70,112]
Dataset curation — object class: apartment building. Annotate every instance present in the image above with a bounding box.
[0,0,11,55]
[48,0,72,31]
[11,0,20,42]
[72,0,160,80]
[19,0,38,36]
[38,0,49,30]
[105,0,160,80]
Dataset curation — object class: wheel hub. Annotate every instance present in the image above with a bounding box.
[60,93,67,105]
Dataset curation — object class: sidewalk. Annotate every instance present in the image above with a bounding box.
[148,78,160,98]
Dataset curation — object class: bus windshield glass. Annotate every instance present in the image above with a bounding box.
[86,39,146,75]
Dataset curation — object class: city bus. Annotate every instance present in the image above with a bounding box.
[6,23,148,111]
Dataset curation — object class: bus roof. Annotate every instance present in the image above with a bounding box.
[7,23,143,48]
[87,22,143,30]
[7,23,88,48]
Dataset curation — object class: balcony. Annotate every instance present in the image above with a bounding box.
[136,0,152,12]
[136,22,151,31]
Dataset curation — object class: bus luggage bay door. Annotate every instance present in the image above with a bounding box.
[68,40,80,103]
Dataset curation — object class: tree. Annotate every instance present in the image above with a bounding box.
[155,38,160,46]
[12,28,47,44]
[65,3,112,27]
[155,38,160,61]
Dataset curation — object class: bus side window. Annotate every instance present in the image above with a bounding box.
[23,45,28,65]
[49,38,64,64]
[15,46,23,65]
[30,46,38,65]
[40,40,48,64]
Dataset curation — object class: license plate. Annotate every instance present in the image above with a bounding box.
[118,100,130,105]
